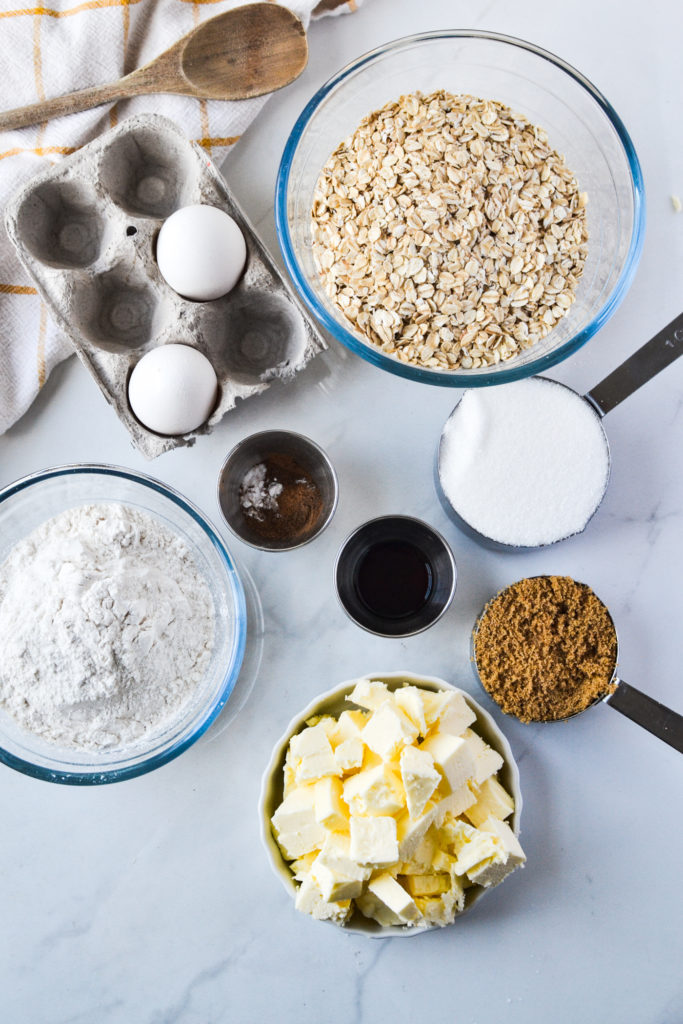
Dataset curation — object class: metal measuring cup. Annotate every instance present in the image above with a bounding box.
[471,577,683,754]
[436,310,683,551]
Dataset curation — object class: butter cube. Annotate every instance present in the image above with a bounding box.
[272,785,327,858]
[394,686,428,736]
[414,873,465,925]
[438,693,476,737]
[310,832,370,901]
[462,818,526,888]
[420,732,476,793]
[419,689,456,728]
[361,700,418,760]
[295,874,351,924]
[275,823,327,860]
[396,803,438,861]
[452,830,500,877]
[433,782,477,825]
[473,816,526,887]
[334,737,364,772]
[272,785,318,833]
[342,763,405,817]
[349,815,398,866]
[399,745,440,819]
[465,776,514,828]
[349,678,390,711]
[290,722,340,783]
[461,728,504,785]
[305,714,337,738]
[404,873,451,897]
[331,710,368,745]
[290,851,317,881]
[364,872,420,925]
[314,776,349,831]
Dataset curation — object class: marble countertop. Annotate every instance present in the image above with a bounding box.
[1,1,682,1021]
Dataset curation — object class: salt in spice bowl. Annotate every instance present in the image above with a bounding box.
[217,429,338,551]
[334,515,456,638]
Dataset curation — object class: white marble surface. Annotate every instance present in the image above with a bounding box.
[1,2,682,1021]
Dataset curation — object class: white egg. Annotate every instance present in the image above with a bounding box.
[128,344,218,436]
[156,204,247,301]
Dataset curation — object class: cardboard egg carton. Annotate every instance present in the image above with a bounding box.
[5,114,326,458]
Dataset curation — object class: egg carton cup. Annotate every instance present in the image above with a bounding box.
[5,114,326,459]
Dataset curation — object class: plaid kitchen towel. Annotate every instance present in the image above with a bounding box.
[0,0,364,435]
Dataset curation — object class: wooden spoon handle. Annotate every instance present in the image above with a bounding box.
[0,77,138,133]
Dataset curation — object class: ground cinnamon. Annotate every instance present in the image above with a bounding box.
[474,576,618,723]
[239,452,323,544]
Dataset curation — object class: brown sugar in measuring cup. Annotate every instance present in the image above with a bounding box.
[472,575,683,753]
[473,576,617,723]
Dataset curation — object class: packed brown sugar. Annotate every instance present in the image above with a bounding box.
[474,576,618,722]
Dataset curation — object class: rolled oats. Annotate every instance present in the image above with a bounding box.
[311,91,588,371]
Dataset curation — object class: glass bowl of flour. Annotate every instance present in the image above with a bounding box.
[0,465,247,784]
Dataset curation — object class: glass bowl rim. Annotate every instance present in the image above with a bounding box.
[275,28,646,387]
[0,463,247,785]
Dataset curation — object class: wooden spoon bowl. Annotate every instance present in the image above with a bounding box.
[0,3,308,133]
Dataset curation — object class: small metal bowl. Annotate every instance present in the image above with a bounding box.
[217,429,338,551]
[334,515,456,637]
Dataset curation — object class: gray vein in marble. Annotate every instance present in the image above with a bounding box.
[351,938,390,1023]
[58,1000,125,1024]
[148,954,233,1024]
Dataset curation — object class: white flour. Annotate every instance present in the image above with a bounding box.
[0,503,215,751]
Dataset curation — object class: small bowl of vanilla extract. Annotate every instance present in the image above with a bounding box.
[334,515,457,637]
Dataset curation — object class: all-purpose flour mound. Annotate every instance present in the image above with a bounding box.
[0,503,215,751]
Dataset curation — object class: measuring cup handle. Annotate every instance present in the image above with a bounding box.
[584,311,683,417]
[606,681,683,753]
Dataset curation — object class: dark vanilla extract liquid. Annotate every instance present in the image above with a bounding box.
[354,540,433,619]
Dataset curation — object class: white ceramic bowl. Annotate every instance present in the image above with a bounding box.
[259,671,523,937]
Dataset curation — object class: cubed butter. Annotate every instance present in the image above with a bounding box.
[437,692,477,736]
[393,686,428,736]
[334,737,365,772]
[396,803,438,860]
[295,873,352,924]
[275,822,327,860]
[420,732,476,793]
[271,785,318,833]
[349,815,398,865]
[342,763,405,817]
[366,872,420,924]
[361,699,418,760]
[433,782,477,824]
[314,776,349,831]
[404,873,451,897]
[310,833,370,901]
[470,816,526,887]
[461,728,504,785]
[290,722,340,783]
[399,745,440,819]
[465,776,515,828]
[348,678,390,711]
[331,709,368,745]
[419,689,456,728]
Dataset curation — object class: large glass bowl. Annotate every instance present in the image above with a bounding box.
[0,465,247,785]
[276,31,645,387]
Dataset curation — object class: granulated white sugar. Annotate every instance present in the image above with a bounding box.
[439,378,610,546]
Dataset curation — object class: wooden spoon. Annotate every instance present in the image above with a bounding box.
[0,3,308,133]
